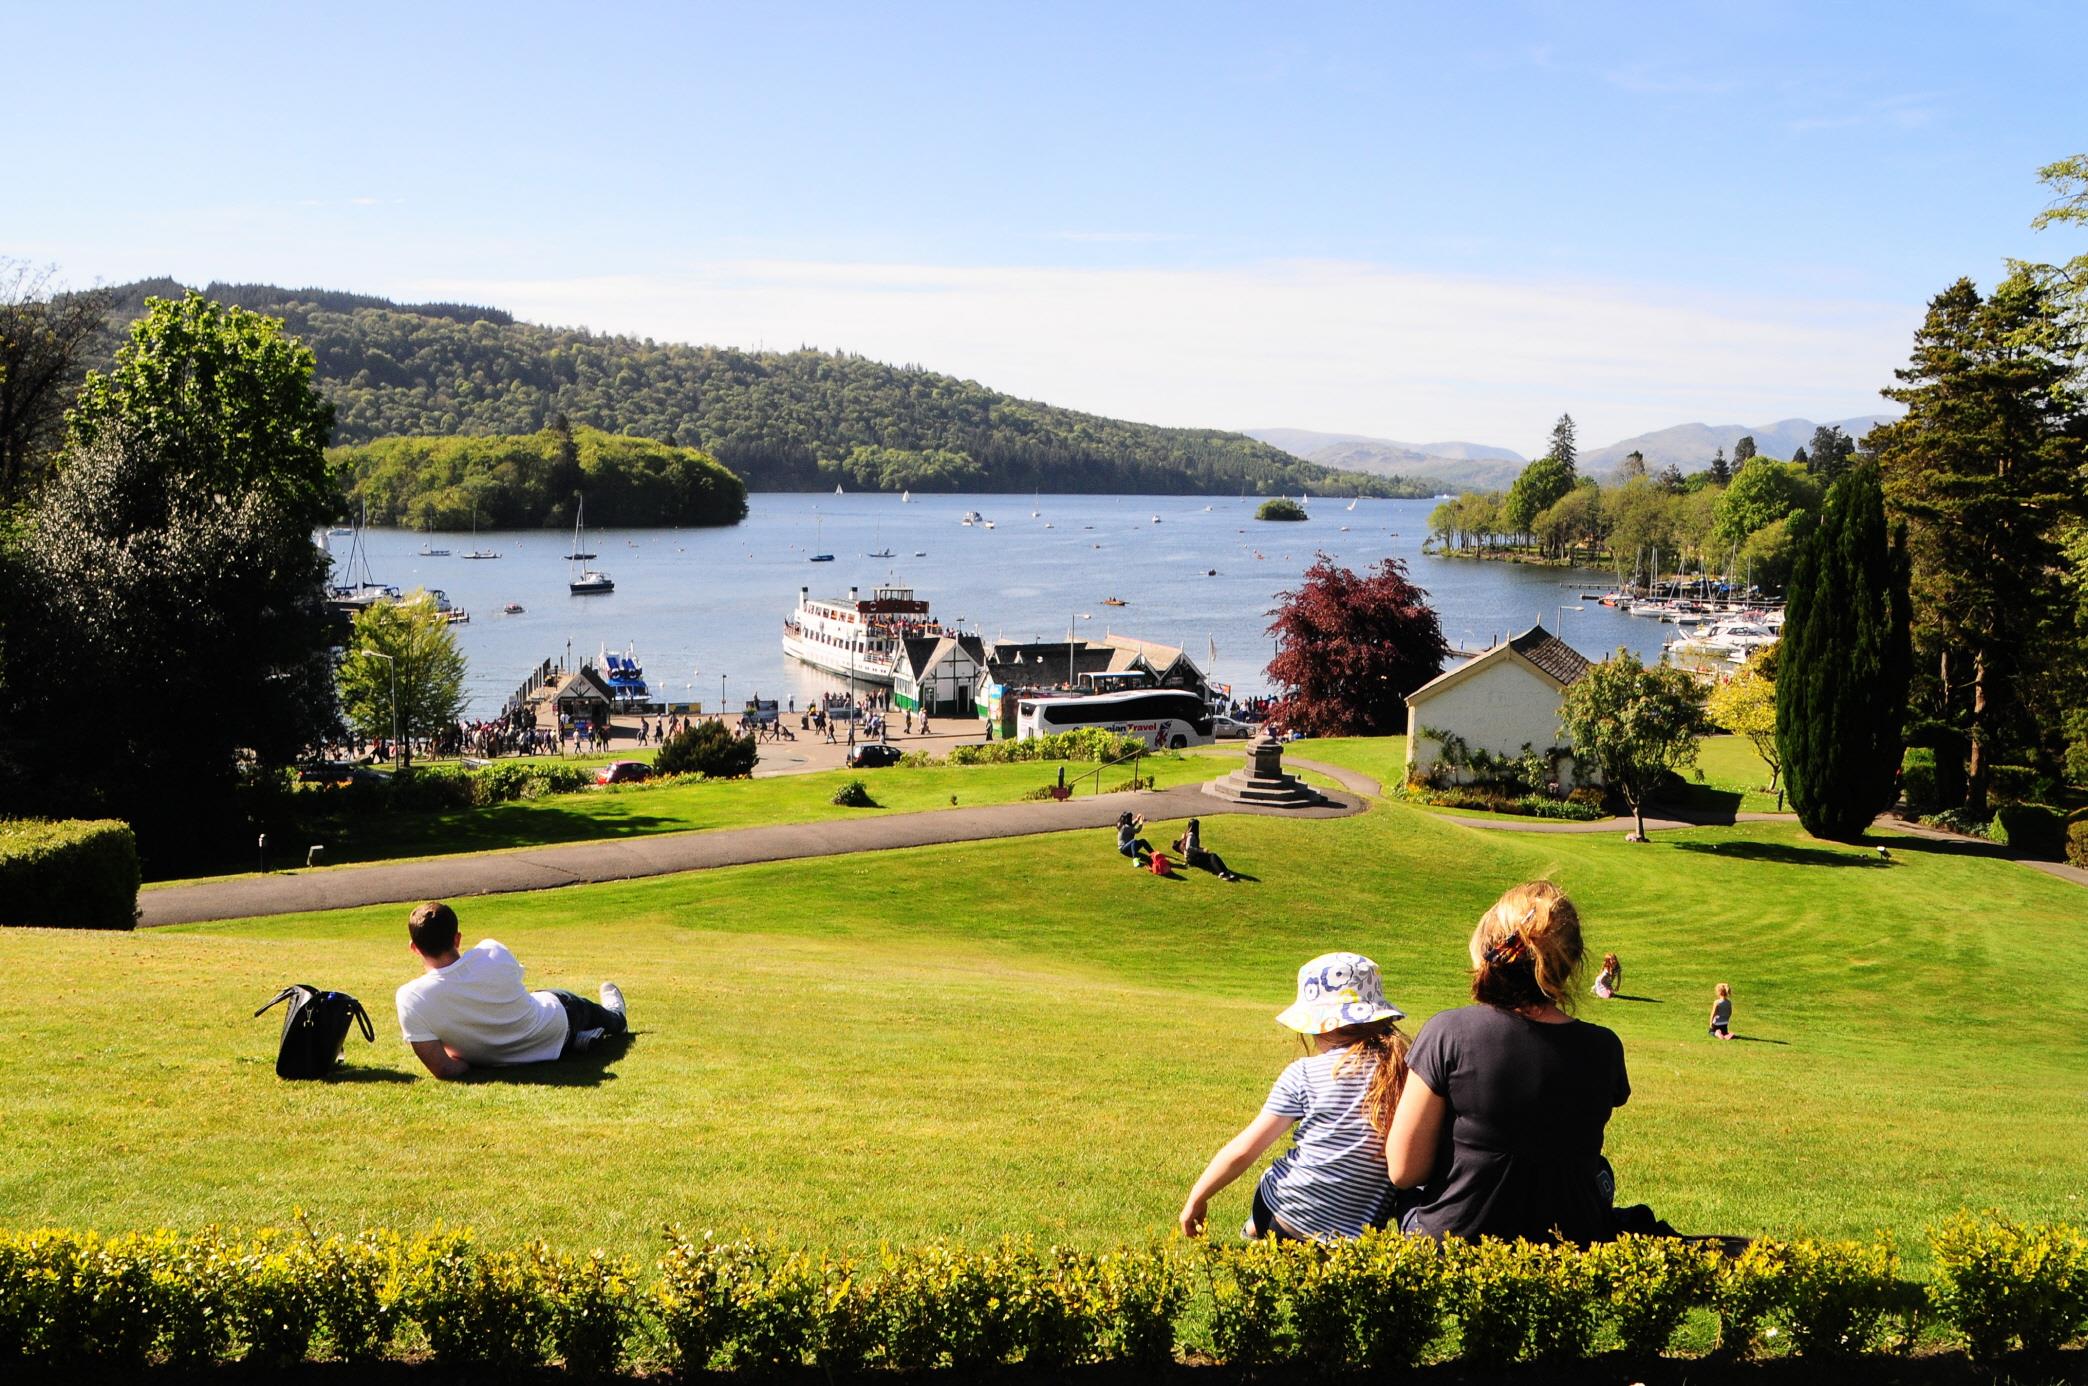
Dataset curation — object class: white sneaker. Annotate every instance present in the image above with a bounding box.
[599,982,626,1019]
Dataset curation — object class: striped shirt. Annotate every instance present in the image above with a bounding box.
[1255,1047,1393,1240]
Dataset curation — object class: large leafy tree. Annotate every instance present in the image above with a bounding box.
[1505,455,1575,535]
[1805,424,1856,482]
[1713,458,1821,548]
[1775,463,1913,840]
[1871,272,2083,813]
[0,293,340,870]
[1266,554,1449,736]
[1556,652,1707,840]
[338,594,467,768]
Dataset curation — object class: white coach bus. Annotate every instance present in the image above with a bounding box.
[1012,688,1215,749]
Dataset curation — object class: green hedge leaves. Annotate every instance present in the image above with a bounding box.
[1,1220,2084,1371]
[0,818,139,929]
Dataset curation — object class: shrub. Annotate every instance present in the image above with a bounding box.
[236,1227,325,1367]
[1900,746,1938,808]
[399,1229,550,1367]
[875,1241,1034,1370]
[1590,1234,1719,1359]
[536,1245,640,1378]
[946,728,1145,765]
[1257,497,1308,521]
[1201,1239,1297,1365]
[1990,802,2067,860]
[2069,819,2088,870]
[1929,1213,2088,1360]
[1714,1238,1790,1356]
[1299,1231,1446,1369]
[309,1229,403,1359]
[653,1229,759,1372]
[1988,764,2036,803]
[1444,1238,1599,1364]
[0,819,139,930]
[1920,807,1993,839]
[1091,1246,1183,1365]
[831,779,877,808]
[655,720,758,778]
[1773,1237,1908,1357]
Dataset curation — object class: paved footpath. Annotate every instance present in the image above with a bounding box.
[140,775,1367,926]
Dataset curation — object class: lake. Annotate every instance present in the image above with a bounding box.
[331,493,1668,717]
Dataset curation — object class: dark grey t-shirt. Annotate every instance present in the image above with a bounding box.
[1399,1004,1630,1245]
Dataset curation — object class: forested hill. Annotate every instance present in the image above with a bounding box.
[97,281,1439,498]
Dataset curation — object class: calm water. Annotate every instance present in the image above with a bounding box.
[331,494,1668,717]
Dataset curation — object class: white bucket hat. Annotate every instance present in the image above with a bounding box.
[1275,952,1405,1034]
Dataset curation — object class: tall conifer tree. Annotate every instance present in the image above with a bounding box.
[1775,461,1913,840]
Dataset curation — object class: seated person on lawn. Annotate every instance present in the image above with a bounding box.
[395,901,628,1080]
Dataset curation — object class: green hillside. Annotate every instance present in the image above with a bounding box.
[100,281,1440,498]
[333,425,747,530]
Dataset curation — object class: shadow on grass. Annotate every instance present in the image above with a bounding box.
[327,1066,417,1084]
[1664,785,1745,824]
[461,1033,638,1087]
[1729,1034,1793,1046]
[1673,841,1887,869]
[314,809,693,871]
[1604,993,1663,1004]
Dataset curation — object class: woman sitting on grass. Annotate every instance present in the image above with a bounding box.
[1180,952,1408,1241]
[1384,880,1629,1246]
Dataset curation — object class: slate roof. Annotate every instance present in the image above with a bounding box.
[1507,626,1593,687]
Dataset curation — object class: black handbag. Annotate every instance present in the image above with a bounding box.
[255,984,376,1080]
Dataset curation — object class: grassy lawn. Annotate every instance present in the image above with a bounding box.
[7,742,2084,1265]
[151,755,1212,885]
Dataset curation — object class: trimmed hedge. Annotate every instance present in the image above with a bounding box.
[1989,802,2067,860]
[944,729,1147,765]
[0,818,139,930]
[1,1219,2083,1370]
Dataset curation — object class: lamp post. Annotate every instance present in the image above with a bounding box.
[720,673,728,724]
[355,648,400,767]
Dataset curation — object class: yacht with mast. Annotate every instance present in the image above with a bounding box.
[567,496,613,594]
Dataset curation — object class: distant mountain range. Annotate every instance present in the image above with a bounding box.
[1249,415,1896,490]
[1576,416,1896,475]
[1242,429,1528,491]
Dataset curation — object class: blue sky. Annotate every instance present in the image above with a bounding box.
[5,0,2083,449]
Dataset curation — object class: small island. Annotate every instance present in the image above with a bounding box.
[1256,497,1309,522]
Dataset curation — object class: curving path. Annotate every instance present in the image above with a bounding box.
[139,777,1364,926]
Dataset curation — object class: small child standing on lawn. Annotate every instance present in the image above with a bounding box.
[1179,952,1409,1241]
[1708,982,1734,1040]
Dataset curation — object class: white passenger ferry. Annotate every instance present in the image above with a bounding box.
[782,584,948,684]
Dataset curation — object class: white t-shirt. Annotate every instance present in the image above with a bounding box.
[395,939,568,1065]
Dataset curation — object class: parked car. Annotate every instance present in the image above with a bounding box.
[596,760,653,785]
[846,742,905,769]
[1209,714,1252,739]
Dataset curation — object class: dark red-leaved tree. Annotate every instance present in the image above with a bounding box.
[1266,554,1450,735]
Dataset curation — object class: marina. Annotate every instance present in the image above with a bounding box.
[328,492,1700,717]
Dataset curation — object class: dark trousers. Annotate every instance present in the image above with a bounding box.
[547,989,627,1056]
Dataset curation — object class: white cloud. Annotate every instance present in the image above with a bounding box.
[401,259,1919,449]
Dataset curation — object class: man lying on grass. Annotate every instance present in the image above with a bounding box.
[395,901,629,1080]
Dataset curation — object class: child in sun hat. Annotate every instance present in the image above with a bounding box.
[1179,952,1410,1241]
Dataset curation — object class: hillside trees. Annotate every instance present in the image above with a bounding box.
[91,282,1431,500]
[1775,463,1912,840]
[336,427,748,529]
[1,293,341,869]
[1806,425,1856,481]
[1505,456,1574,536]
[1545,413,1577,473]
[1872,272,2084,813]
[1266,555,1449,736]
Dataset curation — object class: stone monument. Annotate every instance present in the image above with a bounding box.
[1202,734,1329,809]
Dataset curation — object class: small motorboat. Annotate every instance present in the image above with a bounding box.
[809,553,835,562]
[502,601,525,615]
[1102,597,1128,607]
[868,548,895,558]
[419,544,451,557]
